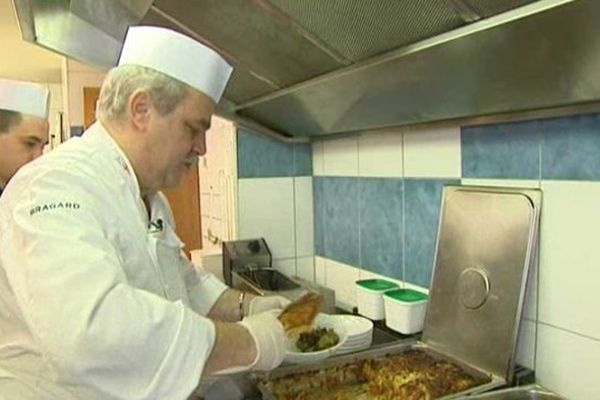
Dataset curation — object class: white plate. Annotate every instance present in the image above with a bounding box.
[339,338,372,348]
[331,314,374,337]
[284,313,348,364]
[344,332,372,342]
[337,342,371,354]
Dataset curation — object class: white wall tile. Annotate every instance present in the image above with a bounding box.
[522,251,539,321]
[358,130,403,177]
[312,141,324,176]
[404,124,461,178]
[273,258,296,278]
[238,178,295,260]
[515,319,536,370]
[538,181,600,338]
[325,258,360,311]
[322,136,358,176]
[294,177,314,257]
[536,324,600,400]
[315,256,326,286]
[296,256,315,282]
[461,179,541,189]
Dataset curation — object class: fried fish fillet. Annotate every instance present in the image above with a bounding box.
[278,292,321,336]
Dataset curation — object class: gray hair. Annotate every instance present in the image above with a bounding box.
[96,64,189,122]
[0,110,23,134]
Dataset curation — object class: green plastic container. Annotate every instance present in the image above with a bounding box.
[356,279,398,292]
[384,288,428,303]
[383,289,428,334]
[355,279,399,320]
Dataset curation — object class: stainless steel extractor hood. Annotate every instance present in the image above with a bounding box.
[13,0,600,139]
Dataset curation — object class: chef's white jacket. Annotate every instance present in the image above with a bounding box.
[0,122,228,399]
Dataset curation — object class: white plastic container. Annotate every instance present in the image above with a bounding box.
[383,288,428,334]
[355,279,398,320]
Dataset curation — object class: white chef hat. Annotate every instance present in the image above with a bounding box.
[0,79,50,118]
[118,26,233,103]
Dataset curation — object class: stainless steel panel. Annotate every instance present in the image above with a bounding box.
[467,384,568,400]
[12,0,150,70]
[423,186,542,382]
[266,0,465,62]
[237,0,597,137]
[141,6,280,104]
[16,0,600,139]
[149,0,343,89]
[237,269,301,291]
[70,0,151,38]
[465,0,539,18]
[232,271,336,314]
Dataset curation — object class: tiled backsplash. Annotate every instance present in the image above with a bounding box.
[237,129,312,178]
[236,112,600,400]
[236,130,314,278]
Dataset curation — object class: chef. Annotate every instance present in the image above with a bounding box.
[0,26,288,399]
[0,79,49,198]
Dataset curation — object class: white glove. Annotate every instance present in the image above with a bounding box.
[248,295,291,315]
[239,310,286,371]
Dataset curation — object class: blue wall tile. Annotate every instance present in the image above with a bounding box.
[462,120,541,179]
[237,129,293,178]
[237,129,313,178]
[313,177,325,255]
[322,177,360,266]
[359,178,403,279]
[294,143,313,176]
[404,179,459,287]
[542,113,600,181]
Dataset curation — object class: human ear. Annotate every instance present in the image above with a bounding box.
[129,89,152,131]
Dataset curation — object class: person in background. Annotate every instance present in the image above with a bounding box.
[0,79,49,198]
[0,26,289,400]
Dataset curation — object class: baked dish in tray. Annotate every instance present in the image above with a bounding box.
[260,349,490,400]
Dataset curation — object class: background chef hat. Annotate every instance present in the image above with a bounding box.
[118,26,233,103]
[0,79,50,118]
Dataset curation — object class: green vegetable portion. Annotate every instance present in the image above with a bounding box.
[295,327,339,352]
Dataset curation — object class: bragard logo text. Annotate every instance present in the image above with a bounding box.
[30,202,81,216]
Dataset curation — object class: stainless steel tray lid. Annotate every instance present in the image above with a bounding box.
[422,185,541,382]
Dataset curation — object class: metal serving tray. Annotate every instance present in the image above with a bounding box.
[466,384,567,400]
[253,341,505,400]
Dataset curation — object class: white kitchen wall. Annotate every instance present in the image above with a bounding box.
[198,116,237,254]
[45,83,65,150]
[63,58,106,130]
[237,176,315,279]
[358,131,404,177]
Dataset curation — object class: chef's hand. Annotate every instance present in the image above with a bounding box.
[248,295,291,315]
[239,310,286,371]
